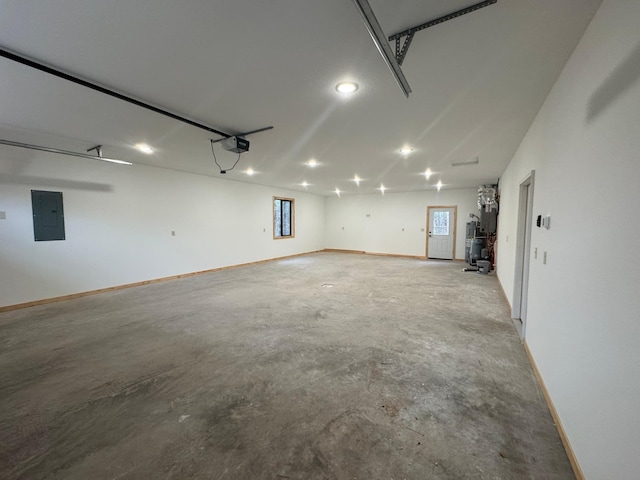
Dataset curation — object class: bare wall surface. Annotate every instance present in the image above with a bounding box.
[0,151,325,308]
[496,0,640,477]
[0,253,573,479]
[324,189,478,258]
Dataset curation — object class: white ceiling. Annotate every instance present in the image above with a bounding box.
[0,0,601,195]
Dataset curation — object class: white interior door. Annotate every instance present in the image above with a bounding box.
[427,207,455,259]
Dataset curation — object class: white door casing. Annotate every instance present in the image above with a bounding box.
[427,206,456,259]
[512,171,535,339]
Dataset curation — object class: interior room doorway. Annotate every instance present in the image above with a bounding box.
[512,171,535,338]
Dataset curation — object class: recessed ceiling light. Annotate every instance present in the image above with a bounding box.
[306,159,318,167]
[301,181,309,187]
[399,146,413,155]
[352,175,361,186]
[245,168,255,176]
[436,180,443,191]
[425,168,432,180]
[135,143,154,154]
[335,82,359,94]
[335,187,341,197]
[379,184,386,194]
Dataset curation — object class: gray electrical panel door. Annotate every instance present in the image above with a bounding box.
[31,190,65,241]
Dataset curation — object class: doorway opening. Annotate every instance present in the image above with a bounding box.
[426,206,457,260]
[512,171,535,339]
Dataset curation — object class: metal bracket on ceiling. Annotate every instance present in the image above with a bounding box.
[87,145,103,158]
[209,126,274,144]
[394,32,415,67]
[389,0,497,66]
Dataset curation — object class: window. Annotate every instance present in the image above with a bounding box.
[432,211,450,236]
[273,197,295,238]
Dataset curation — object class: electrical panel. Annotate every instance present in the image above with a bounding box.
[31,190,65,241]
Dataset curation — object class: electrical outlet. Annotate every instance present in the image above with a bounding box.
[171,230,176,236]
[0,211,6,220]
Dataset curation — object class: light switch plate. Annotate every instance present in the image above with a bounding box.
[0,211,6,219]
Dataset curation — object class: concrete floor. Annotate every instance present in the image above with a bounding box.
[0,252,573,479]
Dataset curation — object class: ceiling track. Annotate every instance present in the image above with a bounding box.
[351,0,497,97]
[0,47,232,138]
[389,0,498,66]
[0,138,132,165]
[351,0,412,98]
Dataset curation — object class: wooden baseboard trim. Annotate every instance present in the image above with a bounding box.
[0,250,324,313]
[322,248,366,254]
[523,342,584,480]
[363,251,425,260]
[496,275,512,309]
[322,249,426,260]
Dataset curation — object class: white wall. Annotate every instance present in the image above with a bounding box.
[0,150,325,307]
[325,188,478,259]
[496,1,640,478]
